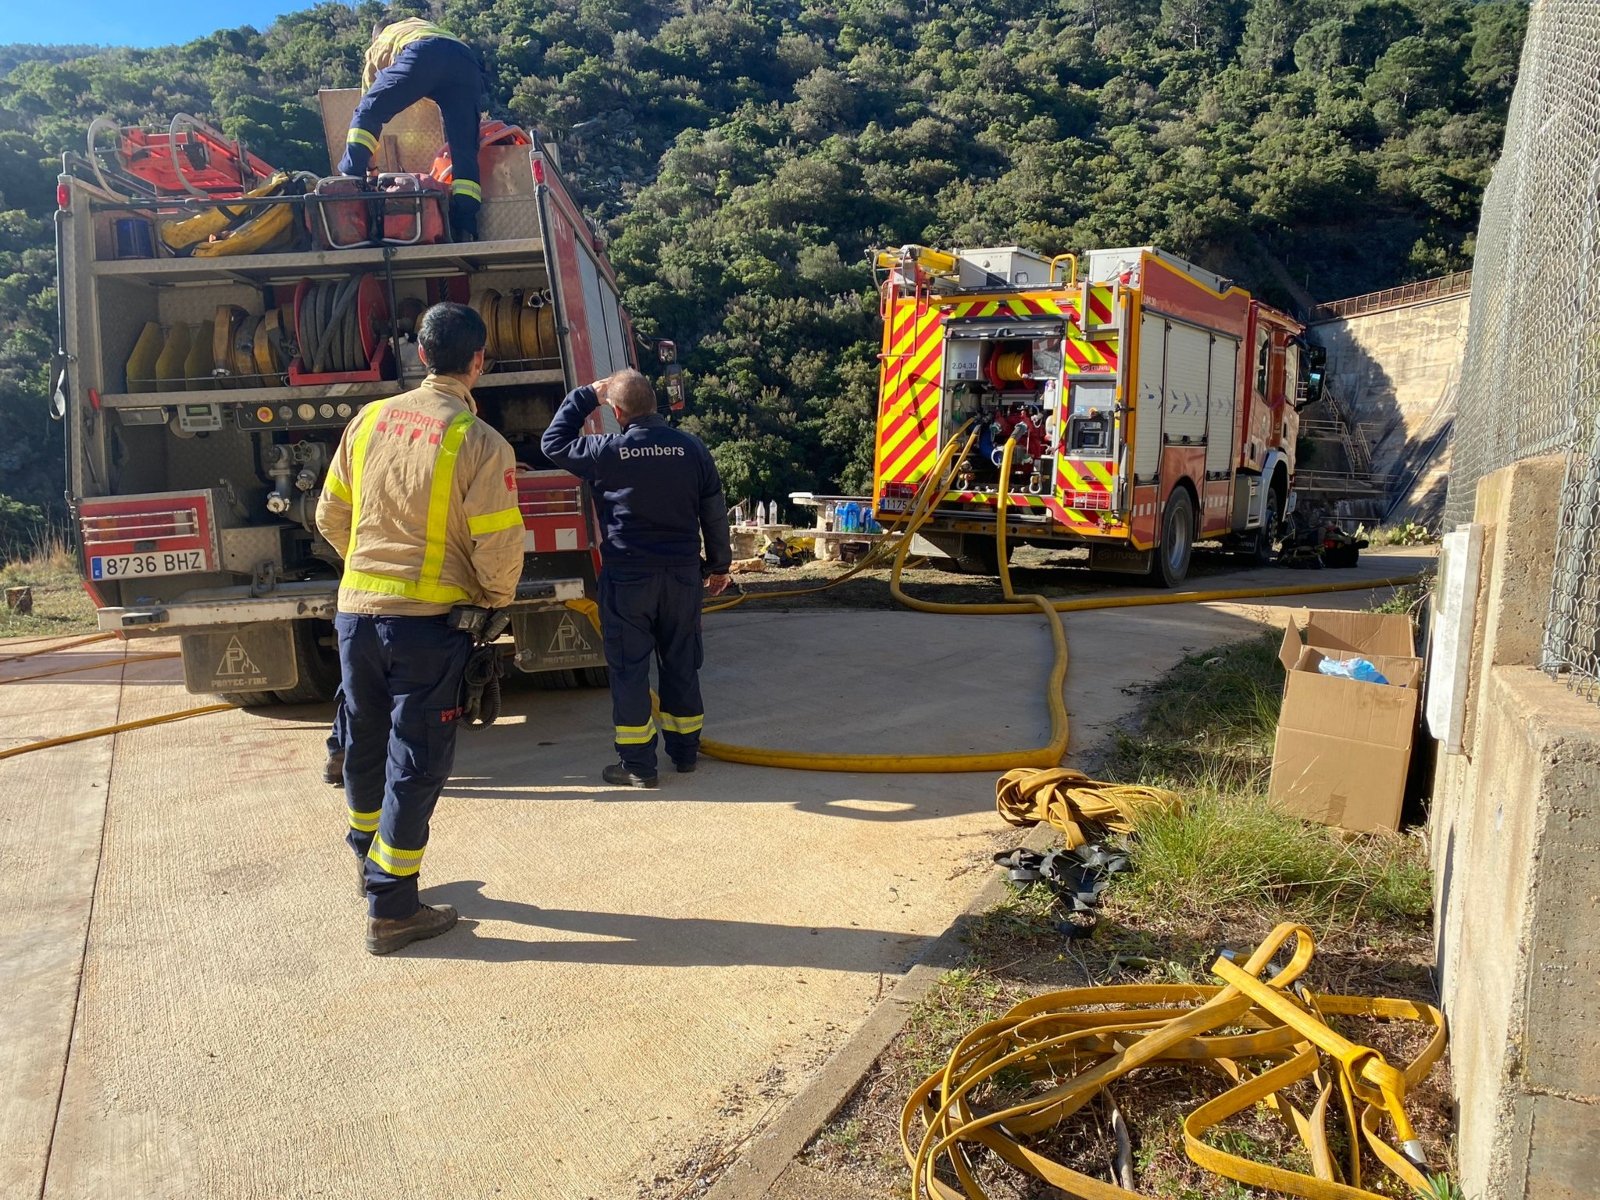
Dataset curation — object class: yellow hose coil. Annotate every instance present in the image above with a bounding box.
[902,922,1447,1200]
[994,767,1181,849]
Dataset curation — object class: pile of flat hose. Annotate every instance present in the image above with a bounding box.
[297,277,368,374]
[903,922,1448,1200]
[995,767,1181,849]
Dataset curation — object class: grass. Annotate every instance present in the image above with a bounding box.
[802,617,1451,1199]
[0,534,98,639]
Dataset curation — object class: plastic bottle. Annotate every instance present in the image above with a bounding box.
[1317,656,1390,685]
[840,502,859,533]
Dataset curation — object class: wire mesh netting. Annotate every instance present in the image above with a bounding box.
[1446,0,1600,697]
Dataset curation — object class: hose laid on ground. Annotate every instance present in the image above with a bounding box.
[0,651,178,686]
[0,631,117,663]
[995,767,1181,849]
[903,922,1447,1200]
[698,429,1420,773]
[0,703,235,762]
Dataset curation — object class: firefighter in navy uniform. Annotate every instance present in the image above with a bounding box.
[317,303,524,954]
[541,370,732,787]
[339,15,488,240]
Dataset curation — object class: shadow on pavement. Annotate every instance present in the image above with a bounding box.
[409,879,931,969]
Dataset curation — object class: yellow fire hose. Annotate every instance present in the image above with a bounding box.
[0,702,234,762]
[697,428,1418,772]
[902,922,1447,1200]
[1,651,178,686]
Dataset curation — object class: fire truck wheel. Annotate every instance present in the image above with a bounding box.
[1149,488,1195,588]
[218,690,279,708]
[580,667,609,687]
[532,669,581,689]
[1252,482,1284,565]
[955,533,1009,576]
[271,619,341,705]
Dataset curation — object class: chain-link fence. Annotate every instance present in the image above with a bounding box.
[1446,0,1600,698]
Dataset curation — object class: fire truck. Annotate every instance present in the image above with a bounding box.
[870,245,1305,586]
[51,98,656,703]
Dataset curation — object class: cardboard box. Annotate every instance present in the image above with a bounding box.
[1268,610,1421,832]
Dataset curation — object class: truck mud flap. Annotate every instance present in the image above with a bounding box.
[512,607,605,673]
[181,622,298,693]
[1089,544,1155,576]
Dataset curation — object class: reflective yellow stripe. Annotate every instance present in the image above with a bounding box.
[341,403,476,605]
[468,505,523,536]
[341,569,470,605]
[344,400,386,561]
[348,808,381,833]
[390,22,459,54]
[368,835,425,877]
[658,712,704,733]
[420,411,476,590]
[451,179,483,201]
[346,128,379,152]
[324,473,352,504]
[615,721,656,745]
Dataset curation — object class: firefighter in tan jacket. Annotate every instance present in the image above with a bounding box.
[316,301,522,955]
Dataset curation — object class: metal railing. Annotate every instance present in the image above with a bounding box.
[1310,270,1473,322]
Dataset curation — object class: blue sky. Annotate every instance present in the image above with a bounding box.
[4,1,316,49]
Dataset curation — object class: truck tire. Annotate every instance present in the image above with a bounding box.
[1148,488,1195,588]
[580,666,609,688]
[532,668,580,690]
[218,690,279,708]
[955,533,1008,576]
[272,619,341,705]
[1251,482,1284,566]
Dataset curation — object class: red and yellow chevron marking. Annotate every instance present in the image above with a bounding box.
[1058,458,1116,494]
[875,296,945,484]
[938,292,1120,374]
[942,295,1069,319]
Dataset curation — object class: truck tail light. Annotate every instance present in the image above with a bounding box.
[78,491,219,579]
[57,183,71,211]
[1067,490,1112,511]
[877,481,918,514]
[517,470,589,553]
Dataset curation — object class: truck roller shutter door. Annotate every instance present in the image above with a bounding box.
[1205,335,1239,476]
[1134,312,1165,480]
[1162,322,1210,445]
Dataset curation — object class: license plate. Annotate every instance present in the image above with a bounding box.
[879,496,913,512]
[90,550,207,580]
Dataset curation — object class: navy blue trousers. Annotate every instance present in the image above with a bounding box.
[338,38,482,207]
[600,565,705,775]
[336,612,472,918]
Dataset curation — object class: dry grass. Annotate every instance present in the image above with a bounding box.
[0,533,97,639]
[801,628,1451,1199]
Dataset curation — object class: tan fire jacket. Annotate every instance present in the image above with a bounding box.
[317,374,525,616]
[362,18,463,87]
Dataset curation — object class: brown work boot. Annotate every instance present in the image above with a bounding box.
[366,903,458,955]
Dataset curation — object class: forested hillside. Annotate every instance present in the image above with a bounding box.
[0,0,1525,523]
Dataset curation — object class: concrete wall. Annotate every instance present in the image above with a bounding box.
[1430,456,1600,1200]
[1309,294,1470,523]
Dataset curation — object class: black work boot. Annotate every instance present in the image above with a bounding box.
[366,903,458,955]
[448,196,480,242]
[603,762,659,789]
[673,759,697,774]
[323,749,345,787]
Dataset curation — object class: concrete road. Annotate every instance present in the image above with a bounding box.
[0,550,1429,1200]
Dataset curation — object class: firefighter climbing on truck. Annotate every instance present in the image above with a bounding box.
[341,14,489,239]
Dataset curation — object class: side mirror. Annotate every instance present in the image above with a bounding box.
[657,339,677,366]
[660,361,688,414]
